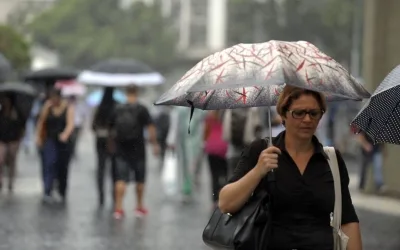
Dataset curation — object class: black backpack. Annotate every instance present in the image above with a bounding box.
[114,103,142,141]
[231,109,248,147]
[155,112,170,141]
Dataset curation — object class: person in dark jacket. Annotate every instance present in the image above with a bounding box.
[91,87,117,206]
[0,94,25,192]
[218,85,362,250]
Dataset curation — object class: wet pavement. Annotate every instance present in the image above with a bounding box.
[1,129,400,250]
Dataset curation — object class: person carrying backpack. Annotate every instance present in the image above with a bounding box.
[109,85,159,219]
[222,107,261,177]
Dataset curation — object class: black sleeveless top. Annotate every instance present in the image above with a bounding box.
[45,106,67,140]
[0,109,24,142]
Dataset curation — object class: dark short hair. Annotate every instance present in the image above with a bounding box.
[126,84,138,95]
[48,87,62,98]
[276,85,326,117]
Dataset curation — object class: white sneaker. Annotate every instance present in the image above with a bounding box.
[42,195,54,204]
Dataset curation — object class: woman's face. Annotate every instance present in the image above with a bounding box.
[283,94,323,140]
[49,94,61,106]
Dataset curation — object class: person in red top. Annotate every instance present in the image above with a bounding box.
[204,110,228,208]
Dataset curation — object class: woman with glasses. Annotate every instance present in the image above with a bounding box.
[218,85,362,250]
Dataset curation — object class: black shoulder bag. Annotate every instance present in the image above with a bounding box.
[202,139,274,250]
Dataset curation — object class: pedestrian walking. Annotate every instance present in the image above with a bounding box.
[0,94,25,192]
[36,88,75,203]
[204,110,228,208]
[109,85,159,219]
[92,87,118,206]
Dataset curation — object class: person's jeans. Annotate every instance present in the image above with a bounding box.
[207,154,228,202]
[95,137,116,204]
[42,139,72,197]
[359,151,384,190]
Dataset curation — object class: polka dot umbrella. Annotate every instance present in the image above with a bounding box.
[351,65,400,145]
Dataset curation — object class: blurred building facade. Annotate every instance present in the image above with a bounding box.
[0,0,55,24]
[159,0,227,60]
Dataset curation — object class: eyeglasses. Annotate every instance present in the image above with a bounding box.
[287,109,324,120]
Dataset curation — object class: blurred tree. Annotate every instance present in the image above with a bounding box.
[228,0,354,65]
[28,0,177,70]
[0,25,31,72]
[317,0,354,64]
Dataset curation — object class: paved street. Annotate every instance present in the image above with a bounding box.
[0,129,399,250]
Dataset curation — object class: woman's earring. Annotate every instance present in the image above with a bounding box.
[282,120,286,127]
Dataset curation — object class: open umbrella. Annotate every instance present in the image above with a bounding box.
[23,67,79,84]
[86,89,126,107]
[351,65,400,145]
[0,82,37,122]
[155,40,370,142]
[77,58,164,87]
[155,40,370,110]
[0,82,37,96]
[55,79,86,97]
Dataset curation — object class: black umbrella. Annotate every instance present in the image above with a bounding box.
[23,67,79,84]
[0,53,12,82]
[0,82,37,96]
[0,82,37,123]
[351,65,400,145]
[77,58,164,86]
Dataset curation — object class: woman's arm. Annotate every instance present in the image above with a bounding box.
[35,102,51,146]
[218,139,266,214]
[61,104,75,140]
[342,222,362,250]
[219,167,263,213]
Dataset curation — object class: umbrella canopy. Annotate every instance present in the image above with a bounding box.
[77,58,164,87]
[155,40,370,110]
[55,79,86,97]
[0,82,37,123]
[0,82,37,96]
[0,53,12,82]
[23,67,79,84]
[86,89,126,107]
[351,65,400,145]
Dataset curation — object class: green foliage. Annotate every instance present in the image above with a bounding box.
[28,0,177,70]
[0,25,31,71]
[228,0,355,64]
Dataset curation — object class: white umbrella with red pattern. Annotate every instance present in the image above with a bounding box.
[155,40,370,110]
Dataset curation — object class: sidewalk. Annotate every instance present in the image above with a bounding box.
[2,130,399,250]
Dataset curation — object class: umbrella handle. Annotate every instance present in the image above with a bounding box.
[267,105,274,173]
[268,105,273,146]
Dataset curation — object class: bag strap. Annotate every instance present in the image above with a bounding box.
[323,146,342,231]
